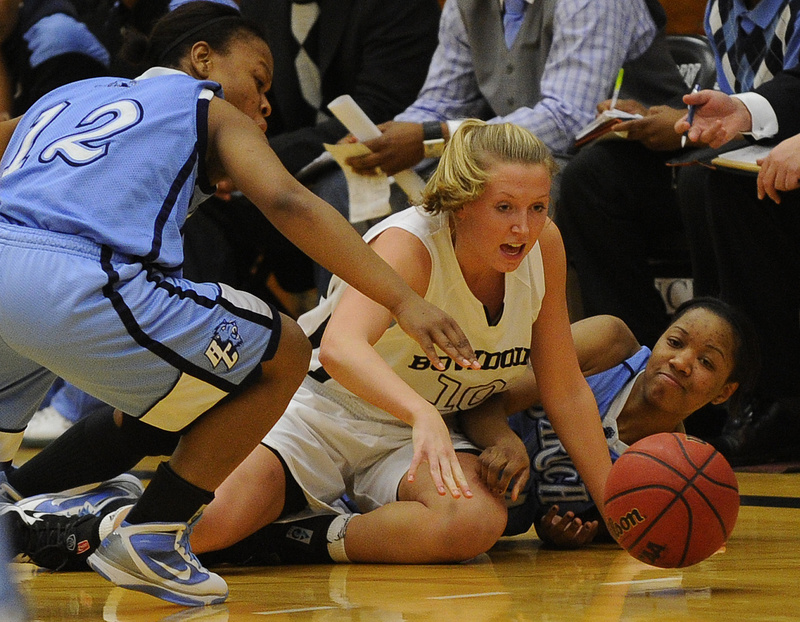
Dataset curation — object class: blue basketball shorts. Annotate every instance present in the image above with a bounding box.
[0,222,282,440]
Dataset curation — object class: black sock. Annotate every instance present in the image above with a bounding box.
[252,515,348,565]
[125,461,214,525]
[8,411,146,497]
[198,529,283,567]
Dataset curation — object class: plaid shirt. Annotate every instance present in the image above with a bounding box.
[395,0,657,154]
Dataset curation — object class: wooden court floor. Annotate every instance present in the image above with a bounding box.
[5,455,800,622]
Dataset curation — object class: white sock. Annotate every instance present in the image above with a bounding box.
[327,513,358,563]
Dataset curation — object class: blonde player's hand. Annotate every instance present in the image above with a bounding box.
[408,409,473,499]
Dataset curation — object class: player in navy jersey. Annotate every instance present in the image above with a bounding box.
[0,1,478,606]
[462,297,760,547]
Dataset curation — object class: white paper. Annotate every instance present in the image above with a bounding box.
[575,109,642,141]
[713,144,773,167]
[325,142,391,223]
[327,95,427,203]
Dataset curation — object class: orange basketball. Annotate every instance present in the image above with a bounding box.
[603,432,739,568]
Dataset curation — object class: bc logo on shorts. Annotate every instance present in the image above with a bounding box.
[205,320,243,370]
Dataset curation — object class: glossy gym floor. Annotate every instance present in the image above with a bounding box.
[5,451,800,622]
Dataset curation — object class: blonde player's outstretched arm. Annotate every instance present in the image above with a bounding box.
[527,221,612,518]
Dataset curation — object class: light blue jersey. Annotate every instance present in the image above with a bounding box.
[0,68,219,272]
[0,69,280,465]
[504,347,651,536]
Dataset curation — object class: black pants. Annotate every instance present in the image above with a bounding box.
[700,170,800,400]
[556,140,702,348]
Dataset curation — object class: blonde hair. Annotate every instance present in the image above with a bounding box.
[421,119,558,214]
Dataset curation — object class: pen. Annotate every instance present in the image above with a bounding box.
[609,68,624,110]
[681,83,701,148]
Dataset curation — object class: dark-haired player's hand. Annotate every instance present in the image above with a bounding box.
[538,505,599,548]
[478,437,529,501]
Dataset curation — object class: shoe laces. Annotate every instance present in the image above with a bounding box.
[173,523,205,572]
[22,512,93,571]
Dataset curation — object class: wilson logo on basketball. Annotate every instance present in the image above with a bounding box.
[607,508,647,539]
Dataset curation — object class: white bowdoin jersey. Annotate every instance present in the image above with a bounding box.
[299,206,545,424]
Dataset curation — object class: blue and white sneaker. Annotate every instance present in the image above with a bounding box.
[15,474,143,518]
[87,520,228,607]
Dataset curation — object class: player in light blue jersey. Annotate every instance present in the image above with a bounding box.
[0,1,479,606]
[462,297,760,547]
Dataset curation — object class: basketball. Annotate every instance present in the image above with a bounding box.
[603,432,739,568]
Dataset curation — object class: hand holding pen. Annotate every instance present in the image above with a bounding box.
[674,89,754,149]
[680,84,701,147]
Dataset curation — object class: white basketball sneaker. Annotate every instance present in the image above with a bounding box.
[87,520,228,607]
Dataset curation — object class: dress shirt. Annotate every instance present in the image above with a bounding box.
[396,0,657,154]
[733,92,779,139]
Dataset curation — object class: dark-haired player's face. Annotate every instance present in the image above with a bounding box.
[207,34,273,132]
[643,307,738,416]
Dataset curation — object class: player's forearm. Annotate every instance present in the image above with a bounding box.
[544,386,612,516]
[319,332,432,426]
[457,396,517,449]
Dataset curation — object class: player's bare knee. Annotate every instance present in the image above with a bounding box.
[427,499,507,562]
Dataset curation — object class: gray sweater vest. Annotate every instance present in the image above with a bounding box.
[457,0,685,117]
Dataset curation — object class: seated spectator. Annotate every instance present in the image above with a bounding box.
[1,0,111,117]
[301,0,687,295]
[555,0,800,351]
[672,71,800,465]
[181,0,442,308]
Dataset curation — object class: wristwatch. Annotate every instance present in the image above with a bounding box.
[422,121,446,159]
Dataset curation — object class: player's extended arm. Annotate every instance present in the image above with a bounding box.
[207,97,478,371]
[320,227,473,499]
[527,222,612,518]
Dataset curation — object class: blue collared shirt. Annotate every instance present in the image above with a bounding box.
[395,0,657,154]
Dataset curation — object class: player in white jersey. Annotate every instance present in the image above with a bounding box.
[0,1,478,606]
[171,119,618,566]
